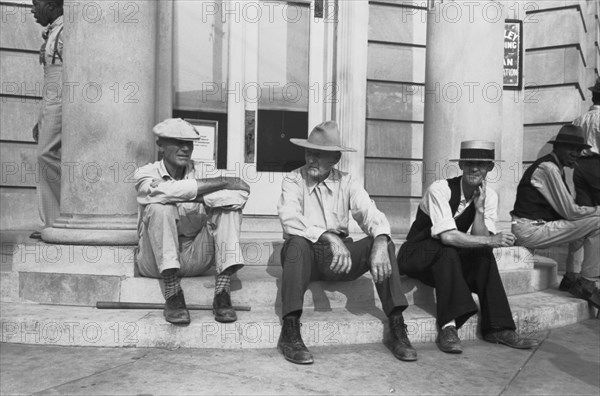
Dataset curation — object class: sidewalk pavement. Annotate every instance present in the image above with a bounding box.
[1,319,598,395]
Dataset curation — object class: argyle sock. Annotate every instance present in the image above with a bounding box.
[215,272,231,295]
[162,268,181,300]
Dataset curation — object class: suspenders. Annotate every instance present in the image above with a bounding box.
[51,26,64,65]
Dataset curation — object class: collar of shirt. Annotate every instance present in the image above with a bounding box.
[158,160,194,181]
[306,167,340,195]
[459,176,474,208]
[549,152,564,173]
[44,15,63,38]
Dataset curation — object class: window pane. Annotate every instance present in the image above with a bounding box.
[173,0,228,113]
[258,3,309,111]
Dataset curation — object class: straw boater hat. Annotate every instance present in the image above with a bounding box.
[547,124,591,149]
[290,121,356,152]
[449,140,503,162]
[153,118,201,141]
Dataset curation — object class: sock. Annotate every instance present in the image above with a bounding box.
[442,320,456,329]
[162,268,181,300]
[215,272,231,295]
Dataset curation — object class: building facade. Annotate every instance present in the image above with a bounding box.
[1,0,598,240]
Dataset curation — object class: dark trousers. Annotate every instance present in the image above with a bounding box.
[397,238,515,332]
[280,236,408,318]
[574,155,600,206]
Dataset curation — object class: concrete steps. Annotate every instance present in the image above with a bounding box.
[2,240,591,350]
[0,290,594,349]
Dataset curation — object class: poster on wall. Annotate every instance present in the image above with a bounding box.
[504,19,522,90]
[186,119,218,165]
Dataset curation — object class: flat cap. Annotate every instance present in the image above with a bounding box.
[153,118,201,141]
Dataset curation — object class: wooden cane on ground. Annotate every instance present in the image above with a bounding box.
[96,301,251,311]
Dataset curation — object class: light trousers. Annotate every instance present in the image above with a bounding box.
[136,203,244,278]
[512,216,600,278]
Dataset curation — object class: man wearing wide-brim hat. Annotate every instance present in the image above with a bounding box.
[398,140,539,354]
[511,124,600,309]
[134,118,250,325]
[276,121,416,364]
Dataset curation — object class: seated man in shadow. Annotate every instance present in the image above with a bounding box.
[276,121,415,365]
[397,140,539,354]
[511,124,600,308]
[134,118,250,325]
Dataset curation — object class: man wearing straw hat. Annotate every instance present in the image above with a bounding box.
[134,118,250,325]
[398,140,539,354]
[511,124,600,309]
[277,121,416,364]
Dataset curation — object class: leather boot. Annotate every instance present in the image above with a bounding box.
[385,313,417,361]
[277,316,313,364]
[213,290,237,323]
[164,290,190,325]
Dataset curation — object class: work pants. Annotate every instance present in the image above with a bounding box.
[136,203,244,278]
[280,236,408,318]
[397,239,515,332]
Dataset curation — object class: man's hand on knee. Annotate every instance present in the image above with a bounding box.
[370,235,392,283]
[320,232,352,274]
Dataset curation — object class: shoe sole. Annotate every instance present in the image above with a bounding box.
[277,345,314,365]
[213,309,237,323]
[436,342,463,354]
[483,337,536,349]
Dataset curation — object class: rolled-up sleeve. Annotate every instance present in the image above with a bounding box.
[135,165,197,205]
[278,172,326,243]
[483,187,498,234]
[348,177,391,238]
[422,181,457,238]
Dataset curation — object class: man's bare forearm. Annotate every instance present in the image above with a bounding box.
[195,179,228,199]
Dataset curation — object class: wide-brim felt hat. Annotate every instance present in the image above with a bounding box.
[290,121,356,152]
[449,140,503,162]
[588,77,600,93]
[547,124,591,149]
[153,118,201,141]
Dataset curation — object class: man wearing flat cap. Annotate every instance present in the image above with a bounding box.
[134,118,250,325]
[398,140,539,354]
[511,124,600,309]
[277,121,416,364]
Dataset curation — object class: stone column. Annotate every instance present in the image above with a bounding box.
[42,0,158,245]
[423,1,505,189]
[335,0,369,186]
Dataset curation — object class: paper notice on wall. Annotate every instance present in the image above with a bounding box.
[189,121,217,164]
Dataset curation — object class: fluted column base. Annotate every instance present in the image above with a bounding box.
[42,214,138,245]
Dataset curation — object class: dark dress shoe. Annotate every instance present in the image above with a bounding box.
[385,314,417,361]
[436,326,462,354]
[164,290,191,325]
[483,329,539,349]
[29,231,42,240]
[277,316,313,365]
[213,290,237,323]
[569,278,600,309]
[559,272,579,292]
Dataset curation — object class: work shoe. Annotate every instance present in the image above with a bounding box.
[559,272,579,292]
[436,326,462,354]
[483,329,539,349]
[164,290,191,325]
[277,316,313,365]
[29,231,41,240]
[213,290,237,323]
[569,277,600,308]
[384,314,417,361]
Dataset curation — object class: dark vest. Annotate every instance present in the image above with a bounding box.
[511,154,565,221]
[406,177,476,243]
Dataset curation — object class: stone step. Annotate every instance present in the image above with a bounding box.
[3,257,556,308]
[10,242,535,270]
[0,290,594,349]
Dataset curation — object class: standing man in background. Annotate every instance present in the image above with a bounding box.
[30,0,64,239]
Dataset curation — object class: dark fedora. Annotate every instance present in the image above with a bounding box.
[588,77,600,93]
[449,140,503,162]
[290,121,356,152]
[547,124,591,149]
